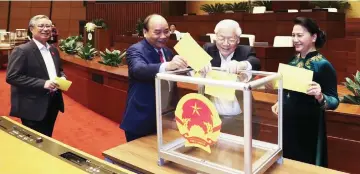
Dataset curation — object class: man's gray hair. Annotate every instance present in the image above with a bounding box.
[214,19,242,37]
[29,15,51,27]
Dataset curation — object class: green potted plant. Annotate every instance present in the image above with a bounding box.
[252,0,272,11]
[225,2,251,13]
[200,3,226,14]
[59,35,83,55]
[92,18,108,29]
[135,18,145,37]
[77,43,97,60]
[341,71,360,105]
[99,48,127,67]
[309,1,351,13]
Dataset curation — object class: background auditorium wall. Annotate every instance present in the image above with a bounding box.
[186,1,360,18]
[348,1,360,18]
[0,1,86,39]
[186,0,247,15]
[51,1,86,39]
[0,1,8,29]
[2,1,360,41]
[86,1,161,38]
[9,1,51,31]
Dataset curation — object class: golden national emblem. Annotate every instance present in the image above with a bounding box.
[175,93,222,153]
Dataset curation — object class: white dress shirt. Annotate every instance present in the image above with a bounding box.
[33,39,57,81]
[211,52,252,116]
[157,48,168,73]
[154,48,175,112]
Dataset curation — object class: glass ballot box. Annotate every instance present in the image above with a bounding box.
[155,68,283,174]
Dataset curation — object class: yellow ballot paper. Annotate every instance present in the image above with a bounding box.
[54,77,72,91]
[277,63,313,93]
[205,70,237,101]
[174,33,212,71]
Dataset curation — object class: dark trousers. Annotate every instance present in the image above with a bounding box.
[282,102,322,166]
[21,95,59,137]
[125,131,153,142]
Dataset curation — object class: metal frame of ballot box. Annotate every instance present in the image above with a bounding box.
[155,68,283,174]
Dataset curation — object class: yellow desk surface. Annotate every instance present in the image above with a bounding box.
[103,129,346,174]
[0,116,134,174]
[0,130,89,174]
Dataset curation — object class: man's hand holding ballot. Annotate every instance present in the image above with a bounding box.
[174,33,212,72]
[165,55,188,71]
[53,77,72,91]
[173,33,238,104]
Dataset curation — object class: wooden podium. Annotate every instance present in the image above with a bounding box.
[84,27,111,52]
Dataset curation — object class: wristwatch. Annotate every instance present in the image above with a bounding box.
[319,96,327,110]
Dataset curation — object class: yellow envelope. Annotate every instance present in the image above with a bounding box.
[174,33,212,71]
[54,77,72,91]
[277,63,313,93]
[205,70,237,101]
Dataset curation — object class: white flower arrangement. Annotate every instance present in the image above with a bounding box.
[85,22,97,32]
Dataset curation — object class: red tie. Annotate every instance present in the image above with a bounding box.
[157,49,165,63]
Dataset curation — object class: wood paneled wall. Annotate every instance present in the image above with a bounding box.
[1,1,85,39]
[0,1,9,30]
[186,1,245,15]
[4,1,360,40]
[86,2,162,37]
[51,1,86,39]
[346,18,360,37]
[9,1,50,31]
[322,38,359,84]
[187,1,360,18]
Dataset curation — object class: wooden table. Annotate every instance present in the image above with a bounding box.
[0,47,13,69]
[103,129,345,174]
[60,52,360,173]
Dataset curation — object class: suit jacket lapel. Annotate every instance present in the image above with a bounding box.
[232,46,244,62]
[163,48,172,62]
[143,39,169,63]
[211,45,222,67]
[30,40,49,79]
[142,39,159,63]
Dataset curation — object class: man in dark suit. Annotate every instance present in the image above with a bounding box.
[120,14,187,142]
[6,15,65,137]
[203,19,260,73]
[199,19,261,121]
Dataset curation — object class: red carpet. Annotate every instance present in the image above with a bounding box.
[0,69,126,159]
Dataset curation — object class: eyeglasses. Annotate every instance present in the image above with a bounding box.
[216,36,238,45]
[36,24,52,29]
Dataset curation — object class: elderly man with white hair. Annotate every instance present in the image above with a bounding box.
[197,19,260,128]
[6,15,66,137]
[203,19,260,73]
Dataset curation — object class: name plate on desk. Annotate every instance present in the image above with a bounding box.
[0,116,134,174]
